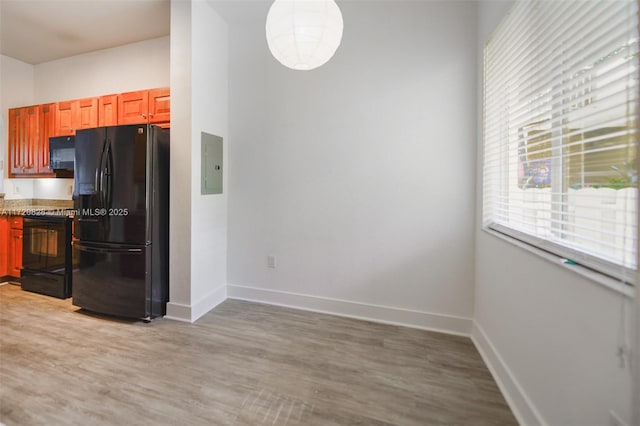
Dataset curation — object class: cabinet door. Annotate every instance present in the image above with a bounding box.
[55,101,76,136]
[118,90,149,125]
[0,217,7,277]
[9,227,23,278]
[39,103,56,174]
[148,87,170,124]
[23,106,39,174]
[8,108,23,175]
[9,106,39,176]
[9,105,54,176]
[99,94,119,127]
[76,97,98,130]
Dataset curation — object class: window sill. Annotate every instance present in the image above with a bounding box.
[482,227,636,299]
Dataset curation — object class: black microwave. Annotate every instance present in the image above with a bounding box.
[49,136,75,177]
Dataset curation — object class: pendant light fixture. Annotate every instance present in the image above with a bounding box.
[265,0,344,71]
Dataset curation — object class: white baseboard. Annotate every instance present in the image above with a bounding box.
[165,284,227,323]
[471,321,547,426]
[227,284,472,336]
[164,301,192,322]
[191,284,227,322]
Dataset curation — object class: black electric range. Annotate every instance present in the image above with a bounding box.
[21,213,73,299]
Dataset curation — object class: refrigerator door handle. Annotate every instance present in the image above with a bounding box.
[98,138,110,209]
[74,242,143,254]
[104,139,113,209]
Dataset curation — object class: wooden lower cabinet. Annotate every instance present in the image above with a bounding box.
[7,217,23,278]
[9,229,23,278]
[0,217,8,277]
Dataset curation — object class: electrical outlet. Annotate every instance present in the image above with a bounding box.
[267,255,277,269]
[609,410,628,426]
[14,185,20,194]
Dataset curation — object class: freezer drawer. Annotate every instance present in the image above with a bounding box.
[72,242,150,319]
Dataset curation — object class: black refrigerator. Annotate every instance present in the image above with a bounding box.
[72,124,169,320]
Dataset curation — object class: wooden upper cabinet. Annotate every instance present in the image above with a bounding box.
[148,87,170,124]
[24,107,39,174]
[98,94,119,127]
[8,108,22,175]
[8,104,55,177]
[54,97,98,135]
[118,88,170,126]
[9,106,39,175]
[55,100,75,136]
[6,87,170,177]
[118,90,149,125]
[76,97,98,130]
[39,103,55,174]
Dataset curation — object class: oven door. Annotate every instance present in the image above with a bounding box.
[21,216,72,299]
[22,217,69,273]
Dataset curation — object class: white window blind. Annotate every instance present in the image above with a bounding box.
[483,0,639,283]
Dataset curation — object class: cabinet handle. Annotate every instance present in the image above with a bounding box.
[149,113,154,117]
[141,114,147,119]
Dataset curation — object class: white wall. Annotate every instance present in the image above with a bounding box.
[3,180,34,200]
[226,1,478,333]
[34,36,170,103]
[166,0,228,322]
[473,2,635,426]
[166,0,193,320]
[189,0,228,320]
[0,55,35,195]
[0,55,34,109]
[33,179,74,200]
[4,177,73,201]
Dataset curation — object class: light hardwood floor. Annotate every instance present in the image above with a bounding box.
[0,284,517,426]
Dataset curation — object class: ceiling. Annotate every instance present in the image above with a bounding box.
[0,0,170,65]
[211,1,271,23]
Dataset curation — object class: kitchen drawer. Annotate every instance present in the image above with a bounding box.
[10,216,23,229]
